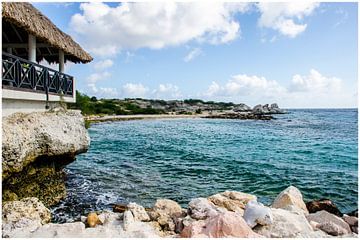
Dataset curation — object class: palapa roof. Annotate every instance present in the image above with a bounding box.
[2,2,93,64]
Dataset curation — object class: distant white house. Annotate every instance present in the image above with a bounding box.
[2,2,93,116]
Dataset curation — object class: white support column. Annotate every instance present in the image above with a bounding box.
[59,50,65,73]
[28,34,36,62]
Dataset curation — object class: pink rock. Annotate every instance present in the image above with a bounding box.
[181,212,262,238]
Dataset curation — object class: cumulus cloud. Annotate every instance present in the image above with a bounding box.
[204,74,286,98]
[87,71,111,84]
[70,2,250,56]
[290,69,342,92]
[93,59,114,71]
[122,83,149,97]
[153,84,182,99]
[257,2,320,38]
[203,69,354,108]
[184,48,202,62]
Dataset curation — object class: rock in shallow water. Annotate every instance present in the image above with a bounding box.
[243,200,273,228]
[272,186,309,215]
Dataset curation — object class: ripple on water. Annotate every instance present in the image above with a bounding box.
[51,109,358,223]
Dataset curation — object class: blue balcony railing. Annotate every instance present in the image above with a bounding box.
[2,52,74,97]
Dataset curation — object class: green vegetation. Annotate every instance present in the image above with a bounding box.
[68,91,166,116]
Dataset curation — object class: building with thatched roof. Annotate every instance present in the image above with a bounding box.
[2,2,93,116]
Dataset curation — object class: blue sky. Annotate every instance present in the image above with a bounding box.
[34,2,358,108]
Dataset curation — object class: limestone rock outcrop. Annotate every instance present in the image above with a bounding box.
[272,186,309,215]
[207,191,256,215]
[2,109,90,179]
[252,103,285,114]
[2,109,90,206]
[2,197,51,238]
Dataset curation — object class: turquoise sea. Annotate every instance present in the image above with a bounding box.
[52,109,358,222]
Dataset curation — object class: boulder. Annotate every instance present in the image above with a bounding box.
[243,200,273,228]
[207,191,256,214]
[306,199,342,216]
[127,202,150,222]
[188,198,222,220]
[123,210,135,231]
[181,211,261,238]
[254,208,314,238]
[318,222,350,236]
[233,104,251,112]
[2,110,89,179]
[2,197,51,238]
[148,199,184,232]
[306,210,351,235]
[26,222,86,238]
[343,215,358,233]
[272,186,309,215]
[2,110,90,206]
[87,213,101,228]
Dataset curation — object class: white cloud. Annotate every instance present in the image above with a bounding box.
[290,69,342,92]
[257,2,320,38]
[184,48,202,62]
[93,59,114,71]
[153,84,182,99]
[202,69,354,108]
[122,83,149,97]
[205,74,286,98]
[87,71,111,84]
[70,2,250,57]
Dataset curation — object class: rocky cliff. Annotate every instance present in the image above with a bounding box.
[2,109,90,206]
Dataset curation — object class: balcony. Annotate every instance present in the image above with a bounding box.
[2,52,74,98]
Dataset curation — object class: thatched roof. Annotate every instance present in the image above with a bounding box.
[2,2,92,64]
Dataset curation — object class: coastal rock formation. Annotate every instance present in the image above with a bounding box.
[2,197,51,238]
[208,191,256,214]
[243,200,273,228]
[127,202,150,222]
[252,103,285,114]
[181,211,261,238]
[188,198,222,220]
[233,103,251,112]
[148,199,184,234]
[343,215,358,234]
[2,109,90,206]
[254,208,313,237]
[306,199,343,216]
[3,186,356,238]
[272,186,309,215]
[307,210,352,236]
[204,112,273,120]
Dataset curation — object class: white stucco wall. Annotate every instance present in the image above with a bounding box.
[2,89,76,117]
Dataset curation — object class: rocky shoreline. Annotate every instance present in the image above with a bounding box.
[2,109,90,206]
[2,186,357,238]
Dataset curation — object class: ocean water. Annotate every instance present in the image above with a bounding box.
[51,109,358,223]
